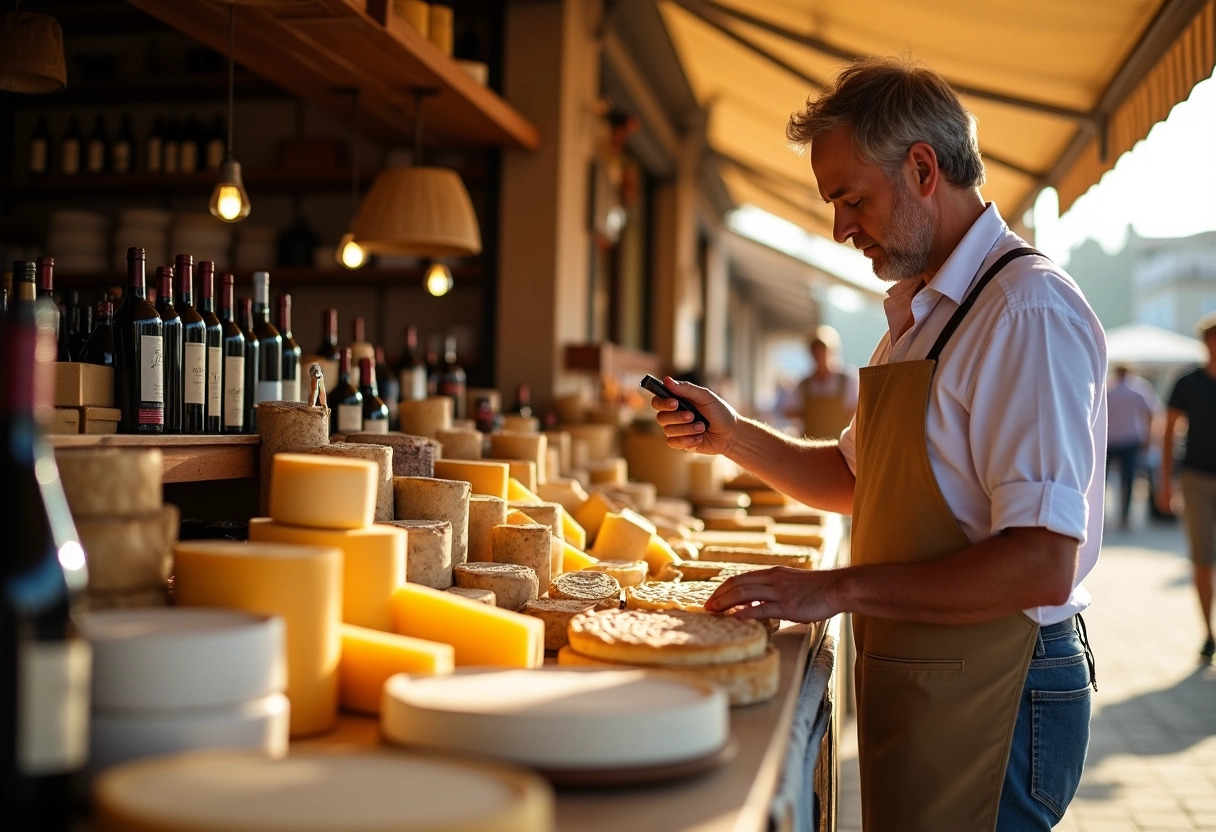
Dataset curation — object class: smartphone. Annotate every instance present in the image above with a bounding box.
[639,374,709,427]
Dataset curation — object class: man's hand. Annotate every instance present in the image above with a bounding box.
[705,566,840,623]
[649,376,739,455]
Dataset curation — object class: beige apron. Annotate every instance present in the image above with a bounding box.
[802,373,851,440]
[850,248,1042,832]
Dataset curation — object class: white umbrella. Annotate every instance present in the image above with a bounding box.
[1105,323,1206,369]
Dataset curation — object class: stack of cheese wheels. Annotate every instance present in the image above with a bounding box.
[92,748,555,832]
[80,608,289,778]
[54,447,179,609]
[558,608,780,707]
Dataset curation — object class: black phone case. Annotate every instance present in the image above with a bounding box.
[639,374,708,426]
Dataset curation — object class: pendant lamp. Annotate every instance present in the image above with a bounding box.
[349,89,481,259]
[209,2,251,222]
[0,6,67,94]
[336,87,366,269]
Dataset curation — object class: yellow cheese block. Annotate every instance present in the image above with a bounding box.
[248,519,406,632]
[561,541,599,572]
[643,534,683,578]
[506,476,543,505]
[588,509,655,562]
[488,432,548,483]
[558,507,586,550]
[268,453,377,530]
[572,491,623,544]
[502,461,538,492]
[390,582,544,669]
[433,458,511,499]
[339,623,454,715]
[535,477,589,514]
[172,541,342,737]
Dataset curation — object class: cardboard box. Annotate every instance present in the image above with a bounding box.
[48,407,81,435]
[80,406,121,435]
[53,363,114,408]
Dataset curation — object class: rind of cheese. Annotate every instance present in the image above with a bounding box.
[310,443,394,522]
[345,432,439,478]
[519,598,598,651]
[560,541,598,573]
[77,505,179,592]
[436,428,484,460]
[269,453,377,530]
[390,582,544,668]
[56,447,163,518]
[432,458,510,499]
[678,561,773,581]
[453,562,539,612]
[396,396,453,439]
[587,509,654,562]
[446,586,496,606]
[488,432,548,484]
[557,644,780,707]
[566,608,767,667]
[586,457,627,486]
[624,580,722,613]
[697,545,816,569]
[467,494,507,563]
[248,518,406,632]
[571,491,623,545]
[548,570,621,607]
[535,477,589,515]
[393,476,470,569]
[491,523,551,594]
[381,519,453,589]
[687,529,777,550]
[339,623,454,715]
[583,559,648,588]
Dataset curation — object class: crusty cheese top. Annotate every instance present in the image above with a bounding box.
[549,570,621,601]
[624,580,720,612]
[567,608,767,666]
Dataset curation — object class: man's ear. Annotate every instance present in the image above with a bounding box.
[907,142,938,196]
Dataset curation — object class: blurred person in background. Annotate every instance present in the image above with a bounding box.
[1157,311,1216,660]
[1105,364,1160,531]
[781,324,859,439]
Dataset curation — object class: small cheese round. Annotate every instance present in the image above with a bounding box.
[453,562,538,612]
[567,608,767,667]
[548,570,620,608]
[519,598,598,651]
[55,447,163,518]
[624,580,722,613]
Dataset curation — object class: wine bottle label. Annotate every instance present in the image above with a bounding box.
[146,137,162,173]
[86,141,104,173]
[256,380,283,405]
[206,139,224,170]
[113,141,131,173]
[30,139,48,174]
[62,139,80,175]
[361,418,389,434]
[208,345,222,417]
[283,376,301,404]
[180,142,198,173]
[19,640,91,775]
[400,367,427,401]
[141,334,164,404]
[163,142,179,174]
[337,403,362,432]
[184,342,206,404]
[224,355,245,428]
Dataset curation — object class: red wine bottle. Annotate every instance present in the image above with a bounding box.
[197,262,223,434]
[217,274,246,435]
[155,265,183,434]
[328,347,362,435]
[79,297,115,367]
[1,295,91,831]
[437,335,466,420]
[250,272,282,409]
[275,293,302,403]
[358,355,390,433]
[112,247,164,434]
[236,297,260,433]
[314,308,340,361]
[176,254,207,434]
[394,324,427,403]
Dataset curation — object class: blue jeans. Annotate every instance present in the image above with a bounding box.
[997,615,1095,830]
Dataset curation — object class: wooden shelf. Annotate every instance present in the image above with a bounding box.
[49,434,258,483]
[54,263,482,290]
[5,169,383,199]
[4,72,285,108]
[125,0,540,152]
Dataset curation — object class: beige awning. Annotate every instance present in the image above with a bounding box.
[659,0,1215,237]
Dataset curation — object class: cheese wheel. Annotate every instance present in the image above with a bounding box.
[582,559,647,588]
[248,519,406,632]
[397,396,453,438]
[454,562,538,611]
[436,428,484,460]
[519,598,598,651]
[82,608,285,710]
[624,580,722,613]
[467,494,507,563]
[76,505,179,592]
[446,586,496,605]
[310,442,394,522]
[432,458,511,499]
[382,519,453,589]
[487,432,547,484]
[697,544,816,568]
[339,623,454,715]
[567,608,768,667]
[688,454,725,495]
[92,748,555,832]
[55,447,162,518]
[499,414,539,433]
[390,582,544,669]
[557,644,780,707]
[268,453,377,531]
[172,541,342,737]
[382,667,728,769]
[394,476,470,567]
[677,561,772,581]
[491,523,550,593]
[548,570,620,607]
[346,432,439,478]
[586,458,627,485]
[507,501,559,538]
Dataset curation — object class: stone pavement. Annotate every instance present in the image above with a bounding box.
[836,512,1216,831]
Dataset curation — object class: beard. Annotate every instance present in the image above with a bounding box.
[865,179,934,283]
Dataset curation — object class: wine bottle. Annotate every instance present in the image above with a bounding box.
[145,116,164,174]
[111,113,135,175]
[28,116,50,177]
[348,315,374,388]
[276,293,302,403]
[178,116,201,174]
[79,297,114,367]
[510,382,533,418]
[236,296,260,433]
[59,116,81,176]
[358,355,390,433]
[176,254,207,434]
[0,295,91,832]
[84,114,108,176]
[314,308,341,360]
[374,345,399,427]
[437,335,466,420]
[34,258,62,362]
[112,247,164,434]
[217,274,245,435]
[205,114,225,171]
[328,347,362,435]
[69,295,93,361]
[424,333,442,397]
[198,262,223,434]
[155,265,183,434]
[162,117,180,175]
[394,324,427,403]
[58,290,79,362]
[251,272,283,410]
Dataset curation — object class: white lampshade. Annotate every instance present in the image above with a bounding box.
[349,166,481,258]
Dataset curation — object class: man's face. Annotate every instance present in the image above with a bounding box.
[811,126,934,283]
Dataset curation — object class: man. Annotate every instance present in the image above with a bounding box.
[650,57,1105,832]
[1105,364,1160,531]
[781,324,859,439]
[1157,311,1216,659]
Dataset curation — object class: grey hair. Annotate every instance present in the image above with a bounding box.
[787,56,985,189]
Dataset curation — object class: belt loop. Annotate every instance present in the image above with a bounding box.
[1076,613,1098,692]
[1034,627,1046,658]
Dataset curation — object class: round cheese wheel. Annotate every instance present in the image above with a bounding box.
[381,666,729,769]
[55,447,163,518]
[82,608,284,710]
[93,748,554,832]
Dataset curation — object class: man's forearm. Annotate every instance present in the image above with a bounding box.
[723,416,856,514]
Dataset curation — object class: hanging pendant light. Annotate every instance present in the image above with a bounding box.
[349,89,481,263]
[424,261,454,297]
[336,88,366,269]
[0,5,67,94]
[209,3,251,223]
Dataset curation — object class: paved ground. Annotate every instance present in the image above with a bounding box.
[836,495,1216,831]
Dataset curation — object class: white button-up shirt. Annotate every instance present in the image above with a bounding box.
[837,203,1108,625]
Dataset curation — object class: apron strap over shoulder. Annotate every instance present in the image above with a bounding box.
[926,247,1045,361]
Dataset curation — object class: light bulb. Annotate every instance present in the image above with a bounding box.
[209,159,251,222]
[425,262,454,297]
[336,233,366,269]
